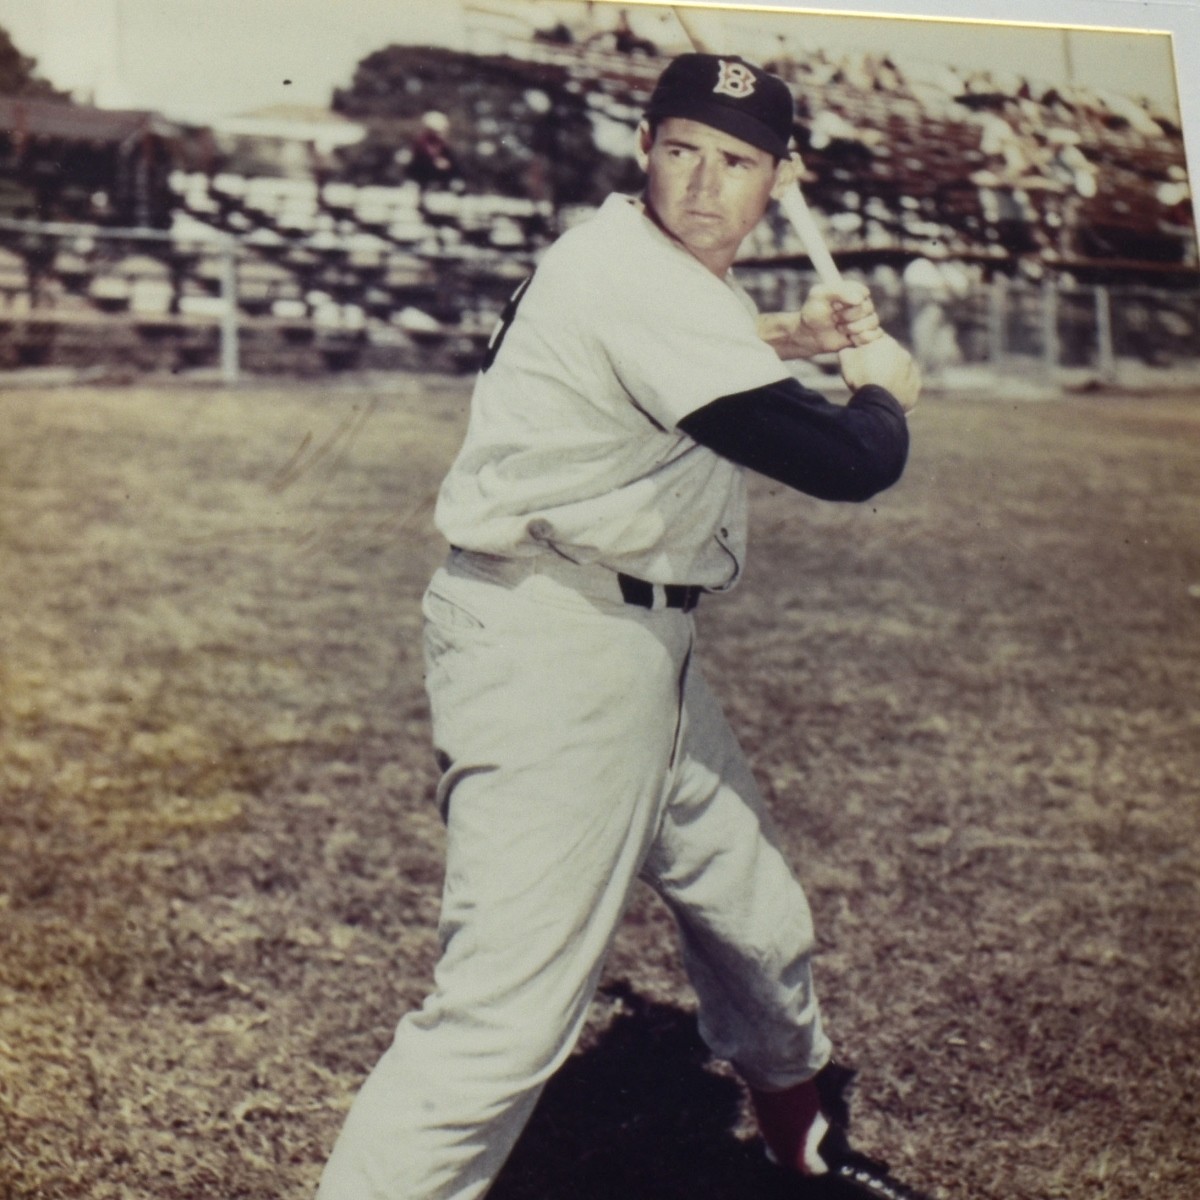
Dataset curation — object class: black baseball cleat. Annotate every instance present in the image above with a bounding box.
[781,1063,936,1200]
[797,1151,934,1200]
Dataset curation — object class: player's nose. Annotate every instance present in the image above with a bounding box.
[687,154,721,199]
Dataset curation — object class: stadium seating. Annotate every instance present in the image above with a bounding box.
[0,35,1191,375]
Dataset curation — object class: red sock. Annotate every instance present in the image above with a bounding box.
[749,1078,827,1175]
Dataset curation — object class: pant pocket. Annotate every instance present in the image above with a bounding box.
[422,582,487,632]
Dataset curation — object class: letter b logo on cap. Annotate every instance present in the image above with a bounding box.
[713,59,757,100]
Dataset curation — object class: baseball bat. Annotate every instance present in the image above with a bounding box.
[671,5,843,288]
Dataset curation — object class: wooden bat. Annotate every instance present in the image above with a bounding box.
[672,5,844,288]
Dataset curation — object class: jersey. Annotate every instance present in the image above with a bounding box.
[433,193,794,590]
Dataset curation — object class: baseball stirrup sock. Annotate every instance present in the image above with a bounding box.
[750,1079,831,1176]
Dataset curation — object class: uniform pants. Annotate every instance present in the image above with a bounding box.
[317,550,832,1200]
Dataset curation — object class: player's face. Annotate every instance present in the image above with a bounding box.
[638,117,780,277]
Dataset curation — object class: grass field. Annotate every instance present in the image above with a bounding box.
[1,376,1198,1200]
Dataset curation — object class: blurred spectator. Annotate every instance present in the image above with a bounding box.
[904,258,965,380]
[586,8,657,57]
[808,108,883,153]
[534,22,574,47]
[614,9,654,56]
[406,111,458,190]
[1157,166,1196,256]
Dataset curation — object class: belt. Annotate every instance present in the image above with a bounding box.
[617,573,701,613]
[448,546,700,613]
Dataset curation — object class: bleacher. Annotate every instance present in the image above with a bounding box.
[520,36,1193,278]
[170,172,552,336]
[0,32,1193,375]
[0,165,555,373]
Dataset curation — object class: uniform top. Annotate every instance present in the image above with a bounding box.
[434,192,795,591]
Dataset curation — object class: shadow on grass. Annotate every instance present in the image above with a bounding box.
[491,981,797,1200]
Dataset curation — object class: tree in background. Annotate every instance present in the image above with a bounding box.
[0,25,69,100]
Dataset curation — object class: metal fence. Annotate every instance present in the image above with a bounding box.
[1,216,1198,385]
[745,268,1200,383]
[0,218,243,382]
[915,278,1200,375]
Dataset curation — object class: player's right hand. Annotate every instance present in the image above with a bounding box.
[838,334,921,412]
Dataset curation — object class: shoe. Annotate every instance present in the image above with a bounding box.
[765,1062,935,1200]
[800,1150,934,1200]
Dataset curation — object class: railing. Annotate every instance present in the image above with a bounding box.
[1,214,1197,385]
[0,198,543,381]
[742,267,1200,383]
[0,217,243,382]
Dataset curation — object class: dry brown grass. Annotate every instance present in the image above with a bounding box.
[1,377,1198,1200]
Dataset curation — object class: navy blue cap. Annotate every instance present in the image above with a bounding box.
[645,53,794,159]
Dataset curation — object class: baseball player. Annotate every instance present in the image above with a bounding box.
[318,53,930,1200]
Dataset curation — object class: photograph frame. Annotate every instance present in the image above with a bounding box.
[0,4,1197,1200]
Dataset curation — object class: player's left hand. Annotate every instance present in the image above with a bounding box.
[801,281,883,353]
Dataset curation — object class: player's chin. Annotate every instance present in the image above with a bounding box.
[677,219,737,251]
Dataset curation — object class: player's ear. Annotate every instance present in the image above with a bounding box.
[769,149,802,201]
[634,120,654,172]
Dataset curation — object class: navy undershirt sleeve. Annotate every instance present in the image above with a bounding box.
[678,378,910,502]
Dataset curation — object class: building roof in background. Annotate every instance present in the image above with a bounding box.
[0,96,178,142]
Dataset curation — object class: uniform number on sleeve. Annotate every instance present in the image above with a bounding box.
[481,275,533,373]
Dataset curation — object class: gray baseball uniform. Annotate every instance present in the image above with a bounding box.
[318,63,912,1200]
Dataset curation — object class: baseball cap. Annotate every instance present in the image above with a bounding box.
[644,53,794,159]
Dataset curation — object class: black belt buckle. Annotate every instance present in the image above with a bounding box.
[618,573,700,612]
